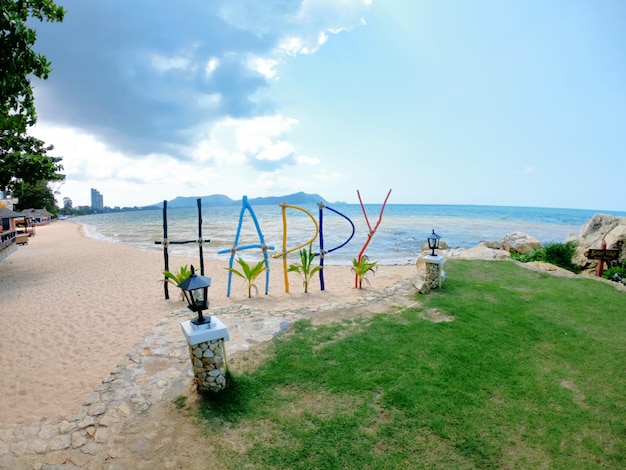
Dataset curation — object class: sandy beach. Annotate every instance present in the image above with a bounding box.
[0,220,416,426]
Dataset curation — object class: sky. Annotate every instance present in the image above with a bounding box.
[29,0,626,211]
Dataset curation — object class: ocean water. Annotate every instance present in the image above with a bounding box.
[75,204,626,265]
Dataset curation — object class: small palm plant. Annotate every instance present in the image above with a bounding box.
[288,243,323,293]
[162,265,193,300]
[226,257,266,298]
[352,255,378,289]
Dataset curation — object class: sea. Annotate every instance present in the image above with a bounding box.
[74,204,626,266]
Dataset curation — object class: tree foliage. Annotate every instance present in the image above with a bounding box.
[13,179,57,214]
[0,0,66,196]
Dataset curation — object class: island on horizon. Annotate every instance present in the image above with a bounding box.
[148,191,342,209]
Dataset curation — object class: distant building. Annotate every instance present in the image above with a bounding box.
[91,188,104,211]
[0,197,19,211]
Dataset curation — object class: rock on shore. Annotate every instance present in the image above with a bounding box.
[567,213,626,272]
[422,214,626,275]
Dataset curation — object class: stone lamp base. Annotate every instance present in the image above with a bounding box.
[424,255,445,290]
[181,316,230,393]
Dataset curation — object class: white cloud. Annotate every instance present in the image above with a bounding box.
[30,116,339,208]
[314,168,345,182]
[149,53,191,73]
[257,141,295,162]
[297,155,321,165]
[277,36,310,56]
[219,0,370,58]
[273,0,370,57]
[204,57,220,77]
[115,154,187,184]
[196,93,222,108]
[247,56,280,79]
[234,115,298,155]
[190,120,244,164]
[188,114,300,167]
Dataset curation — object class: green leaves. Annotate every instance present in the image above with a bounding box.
[0,0,65,118]
[351,256,378,289]
[162,265,193,301]
[0,0,66,195]
[288,243,323,293]
[12,180,57,214]
[510,241,580,273]
[226,258,267,298]
[163,265,192,285]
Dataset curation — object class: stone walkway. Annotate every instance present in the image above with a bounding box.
[1,278,418,469]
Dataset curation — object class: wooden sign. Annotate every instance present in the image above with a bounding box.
[584,249,620,261]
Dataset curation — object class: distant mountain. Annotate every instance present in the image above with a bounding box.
[150,192,332,209]
[163,194,236,209]
[247,192,330,206]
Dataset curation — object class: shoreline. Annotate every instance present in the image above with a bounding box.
[0,220,417,426]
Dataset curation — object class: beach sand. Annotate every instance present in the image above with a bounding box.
[0,220,416,426]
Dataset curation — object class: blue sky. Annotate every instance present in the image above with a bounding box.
[31,0,626,210]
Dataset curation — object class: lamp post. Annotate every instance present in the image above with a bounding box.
[427,229,441,256]
[424,230,444,290]
[178,265,230,393]
[178,265,211,327]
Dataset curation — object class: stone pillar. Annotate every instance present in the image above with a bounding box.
[424,255,444,290]
[181,316,230,393]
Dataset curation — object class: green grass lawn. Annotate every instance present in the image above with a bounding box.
[195,260,626,469]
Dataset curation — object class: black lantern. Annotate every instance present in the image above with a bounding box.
[178,265,212,326]
[427,229,441,256]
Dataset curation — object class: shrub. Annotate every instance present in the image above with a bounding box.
[544,241,580,273]
[511,241,580,273]
[512,247,544,264]
[602,260,626,283]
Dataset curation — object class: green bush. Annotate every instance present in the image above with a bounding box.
[512,247,544,264]
[602,260,626,282]
[544,241,580,273]
[511,241,580,273]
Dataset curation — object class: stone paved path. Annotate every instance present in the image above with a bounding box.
[1,278,418,469]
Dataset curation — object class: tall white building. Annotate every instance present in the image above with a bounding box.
[90,188,104,210]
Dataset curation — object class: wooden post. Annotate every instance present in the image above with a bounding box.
[155,199,210,299]
[197,198,205,276]
[596,239,607,277]
[163,200,169,299]
[585,242,619,277]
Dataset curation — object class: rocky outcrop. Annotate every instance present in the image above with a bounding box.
[417,217,626,273]
[501,232,542,254]
[566,214,626,271]
[457,243,511,260]
[448,233,540,256]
